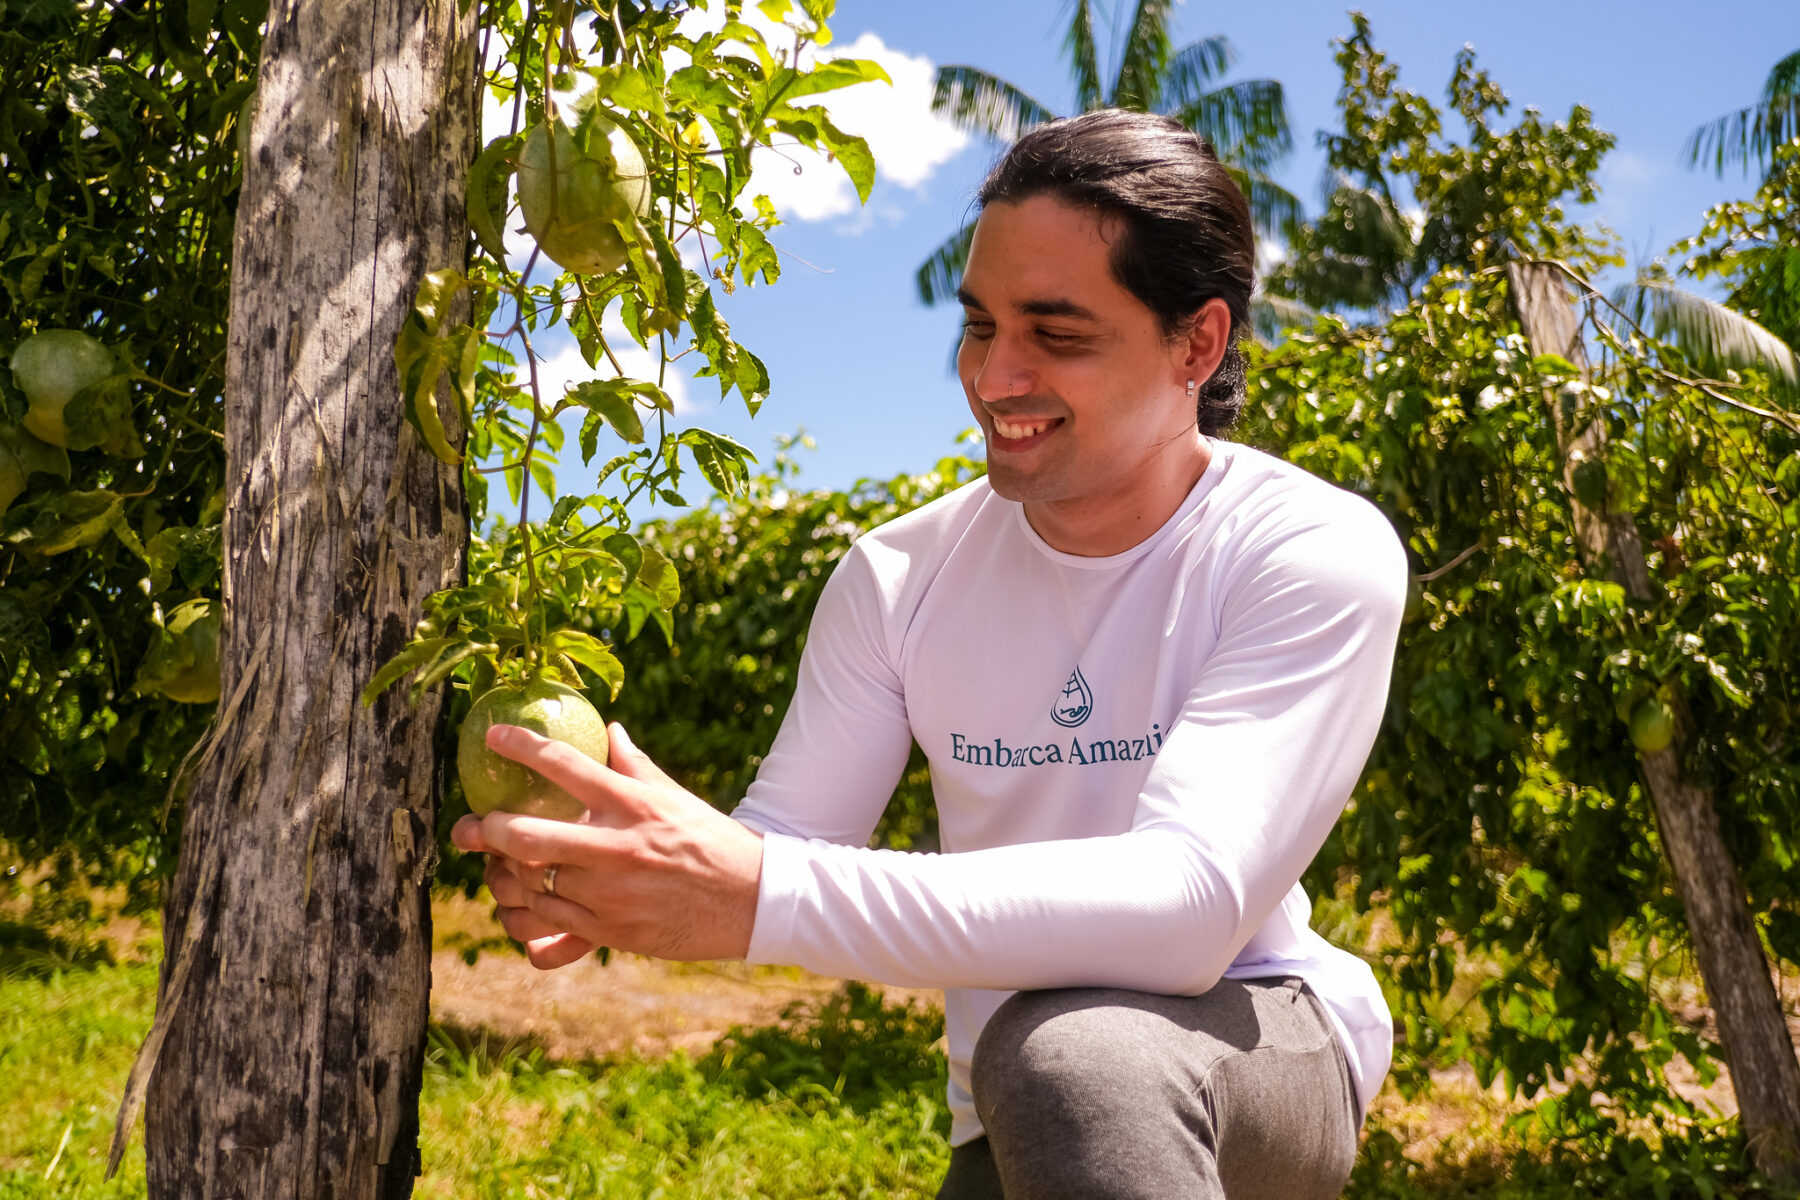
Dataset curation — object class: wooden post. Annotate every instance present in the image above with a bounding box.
[1510,261,1800,1184]
[108,0,477,1192]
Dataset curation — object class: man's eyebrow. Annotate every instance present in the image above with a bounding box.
[954,287,1099,322]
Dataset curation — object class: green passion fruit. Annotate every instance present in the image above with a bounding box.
[10,330,117,448]
[517,100,651,277]
[1628,698,1676,754]
[138,598,223,704]
[457,677,610,819]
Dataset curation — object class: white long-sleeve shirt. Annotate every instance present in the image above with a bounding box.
[732,439,1407,1145]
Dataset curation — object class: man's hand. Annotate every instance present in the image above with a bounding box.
[450,721,764,970]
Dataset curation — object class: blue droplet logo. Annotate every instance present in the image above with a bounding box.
[1051,666,1094,728]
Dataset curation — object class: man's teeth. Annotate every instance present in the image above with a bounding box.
[994,418,1053,440]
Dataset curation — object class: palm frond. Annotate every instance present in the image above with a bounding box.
[1159,36,1234,115]
[1684,96,1800,178]
[915,220,977,307]
[1250,293,1318,344]
[931,66,1059,144]
[1685,49,1800,176]
[1064,0,1103,113]
[1171,80,1294,176]
[1111,0,1176,111]
[1219,166,1303,242]
[1611,277,1799,390]
[1762,47,1800,103]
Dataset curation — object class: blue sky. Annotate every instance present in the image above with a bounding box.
[516,0,1798,514]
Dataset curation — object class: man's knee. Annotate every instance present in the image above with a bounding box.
[969,989,1214,1198]
[972,989,1203,1140]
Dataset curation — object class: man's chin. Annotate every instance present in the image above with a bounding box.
[983,462,1058,505]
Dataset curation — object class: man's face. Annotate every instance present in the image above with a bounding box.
[956,195,1203,511]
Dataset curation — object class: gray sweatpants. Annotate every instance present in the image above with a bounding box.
[935,977,1361,1200]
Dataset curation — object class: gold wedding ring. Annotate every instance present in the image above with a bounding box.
[542,863,559,898]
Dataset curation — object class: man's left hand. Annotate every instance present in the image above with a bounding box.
[450,722,764,969]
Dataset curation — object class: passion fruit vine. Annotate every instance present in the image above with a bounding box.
[516,99,651,277]
[457,677,610,819]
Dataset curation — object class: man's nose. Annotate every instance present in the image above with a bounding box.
[971,338,1033,405]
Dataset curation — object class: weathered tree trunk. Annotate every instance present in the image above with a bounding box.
[1510,261,1800,1184]
[107,0,477,1192]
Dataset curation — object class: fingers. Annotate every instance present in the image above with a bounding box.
[493,902,569,943]
[451,814,490,854]
[525,932,598,971]
[485,724,621,811]
[477,810,619,866]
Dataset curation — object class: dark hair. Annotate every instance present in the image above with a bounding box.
[977,110,1256,437]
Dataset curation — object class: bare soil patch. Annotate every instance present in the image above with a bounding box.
[428,891,939,1062]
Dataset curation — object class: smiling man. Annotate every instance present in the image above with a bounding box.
[456,110,1407,1199]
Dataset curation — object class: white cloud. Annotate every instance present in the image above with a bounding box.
[678,9,968,222]
[746,32,969,222]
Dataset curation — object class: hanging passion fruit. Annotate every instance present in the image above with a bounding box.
[457,676,610,819]
[516,99,651,277]
[1628,698,1676,755]
[10,330,118,448]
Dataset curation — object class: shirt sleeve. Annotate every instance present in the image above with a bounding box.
[739,500,1408,993]
[730,541,918,849]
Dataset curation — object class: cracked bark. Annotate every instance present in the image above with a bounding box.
[118,0,477,1193]
[1510,262,1800,1184]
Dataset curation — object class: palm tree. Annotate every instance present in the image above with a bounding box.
[1685,48,1800,178]
[1607,50,1800,395]
[915,0,1298,306]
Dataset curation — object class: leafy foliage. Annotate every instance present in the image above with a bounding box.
[0,0,253,902]
[1246,18,1800,1179]
[367,0,890,717]
[1267,14,1616,321]
[1,0,888,903]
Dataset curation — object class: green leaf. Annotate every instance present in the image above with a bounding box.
[0,488,123,555]
[681,428,756,497]
[410,638,493,701]
[361,636,457,706]
[602,530,643,589]
[412,268,467,335]
[0,423,70,521]
[63,375,141,456]
[646,220,692,322]
[466,134,523,263]
[816,111,876,205]
[394,318,466,465]
[543,628,625,700]
[569,378,665,447]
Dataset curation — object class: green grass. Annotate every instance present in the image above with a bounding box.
[416,983,952,1198]
[0,960,951,1199]
[2,952,1786,1199]
[0,959,156,1197]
